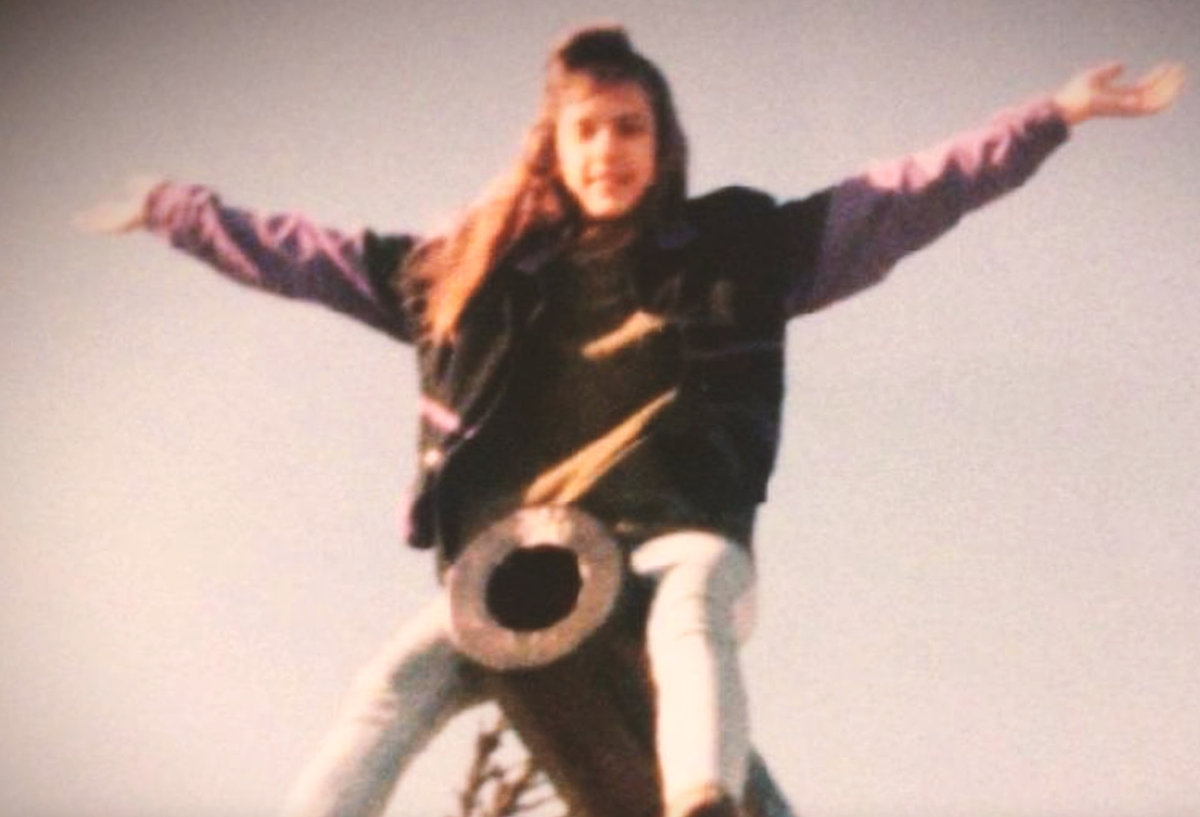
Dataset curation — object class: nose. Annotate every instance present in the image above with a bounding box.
[592,125,622,159]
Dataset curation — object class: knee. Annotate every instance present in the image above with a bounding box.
[340,604,468,720]
[642,534,755,648]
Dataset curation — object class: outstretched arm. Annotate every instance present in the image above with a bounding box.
[76,178,418,342]
[1053,61,1186,125]
[785,60,1186,315]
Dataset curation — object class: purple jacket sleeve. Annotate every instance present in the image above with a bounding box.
[144,182,418,342]
[786,96,1070,315]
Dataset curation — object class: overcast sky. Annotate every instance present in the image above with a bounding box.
[3,2,1199,816]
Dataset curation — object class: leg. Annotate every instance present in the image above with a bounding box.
[631,531,757,817]
[282,594,484,817]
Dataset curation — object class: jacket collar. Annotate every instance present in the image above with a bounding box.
[512,217,697,275]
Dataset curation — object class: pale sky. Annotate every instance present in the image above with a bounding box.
[3,2,1199,816]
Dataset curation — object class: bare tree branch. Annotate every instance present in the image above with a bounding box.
[449,712,570,817]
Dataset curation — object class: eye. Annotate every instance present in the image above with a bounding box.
[616,115,650,138]
[576,119,597,141]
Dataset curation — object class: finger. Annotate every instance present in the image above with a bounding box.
[1128,62,1185,111]
[1088,60,1126,86]
[1130,62,1176,92]
[1129,62,1185,93]
[1145,64,1187,110]
[1157,62,1188,95]
[73,207,120,235]
[73,201,138,234]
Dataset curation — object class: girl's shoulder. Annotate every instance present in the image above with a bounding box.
[685,185,777,222]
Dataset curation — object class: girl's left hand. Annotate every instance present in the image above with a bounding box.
[1053,61,1186,125]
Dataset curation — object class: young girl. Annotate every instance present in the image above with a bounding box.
[79,25,1182,817]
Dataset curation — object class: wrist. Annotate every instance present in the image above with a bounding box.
[1051,93,1088,126]
[132,176,167,231]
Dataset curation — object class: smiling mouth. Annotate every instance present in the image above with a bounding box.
[589,175,629,192]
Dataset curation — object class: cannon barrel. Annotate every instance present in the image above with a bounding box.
[446,506,796,817]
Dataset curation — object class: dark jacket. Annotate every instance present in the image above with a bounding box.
[402,187,830,559]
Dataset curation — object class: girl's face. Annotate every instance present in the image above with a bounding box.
[554,80,657,220]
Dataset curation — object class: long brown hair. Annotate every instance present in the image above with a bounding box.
[408,24,689,343]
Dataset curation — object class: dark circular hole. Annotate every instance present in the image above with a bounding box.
[486,545,582,632]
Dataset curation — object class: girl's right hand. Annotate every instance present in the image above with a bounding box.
[74,175,164,234]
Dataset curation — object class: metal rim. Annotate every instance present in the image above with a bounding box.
[445,505,623,670]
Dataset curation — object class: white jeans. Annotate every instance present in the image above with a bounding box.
[282,530,756,817]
